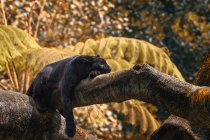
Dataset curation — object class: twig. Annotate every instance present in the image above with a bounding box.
[6,49,20,91]
[11,62,19,91]
[0,82,7,90]
[1,0,7,25]
[23,68,30,94]
[27,1,36,35]
[34,0,46,38]
[5,63,15,89]
[20,68,30,94]
[20,72,25,93]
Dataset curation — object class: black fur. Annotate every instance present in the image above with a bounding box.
[27,55,111,137]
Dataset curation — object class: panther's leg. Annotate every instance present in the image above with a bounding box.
[61,66,78,137]
[62,97,75,137]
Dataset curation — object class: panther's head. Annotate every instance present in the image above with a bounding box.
[74,55,111,79]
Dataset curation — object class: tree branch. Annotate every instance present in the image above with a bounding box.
[0,64,209,139]
[151,53,210,140]
[151,115,201,140]
[72,64,210,129]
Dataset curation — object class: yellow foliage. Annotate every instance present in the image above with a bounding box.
[0,25,41,50]
[0,28,22,70]
[187,12,199,27]
[0,25,77,75]
[0,25,42,71]
[72,37,185,81]
[17,48,77,75]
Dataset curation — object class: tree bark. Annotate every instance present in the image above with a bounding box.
[0,89,94,140]
[0,64,210,139]
[151,53,210,140]
[73,64,210,129]
[194,53,210,86]
[150,115,200,140]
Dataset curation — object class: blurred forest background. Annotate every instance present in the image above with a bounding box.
[0,0,209,139]
[1,0,209,81]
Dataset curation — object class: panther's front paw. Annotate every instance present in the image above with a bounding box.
[89,70,101,79]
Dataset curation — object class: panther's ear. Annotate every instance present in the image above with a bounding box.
[82,58,92,63]
[76,56,92,64]
[96,54,100,57]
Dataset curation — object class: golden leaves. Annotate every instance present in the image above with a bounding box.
[71,37,185,81]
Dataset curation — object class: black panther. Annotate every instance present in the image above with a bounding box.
[27,55,111,137]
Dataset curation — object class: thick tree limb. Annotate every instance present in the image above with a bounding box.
[73,64,210,129]
[0,90,94,140]
[0,64,210,139]
[151,53,210,140]
[151,115,205,140]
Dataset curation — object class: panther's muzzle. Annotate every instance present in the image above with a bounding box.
[99,65,111,73]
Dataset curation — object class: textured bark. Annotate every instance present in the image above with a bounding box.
[150,115,210,140]
[73,64,210,129]
[194,53,210,86]
[0,89,94,140]
[151,53,210,140]
[151,115,200,140]
[0,64,210,139]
